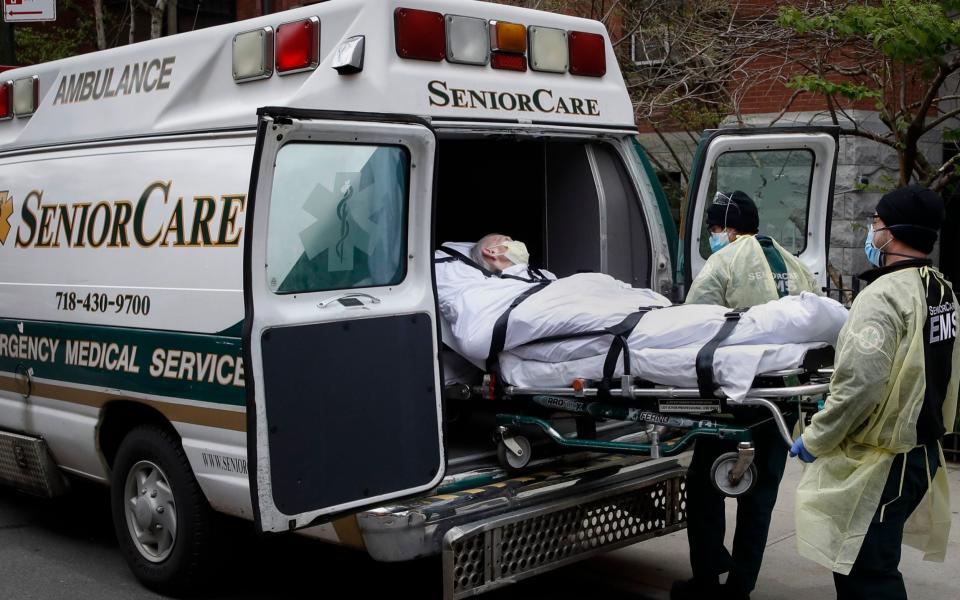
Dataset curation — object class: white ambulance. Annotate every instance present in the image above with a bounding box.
[0,0,838,597]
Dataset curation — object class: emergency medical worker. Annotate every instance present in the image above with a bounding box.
[686,190,819,306]
[791,185,958,600]
[674,191,820,600]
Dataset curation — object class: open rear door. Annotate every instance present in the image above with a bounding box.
[683,127,839,294]
[244,109,445,533]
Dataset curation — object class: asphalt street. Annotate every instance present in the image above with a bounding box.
[1,460,957,599]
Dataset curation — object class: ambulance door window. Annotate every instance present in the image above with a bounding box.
[266,143,409,294]
[699,149,814,259]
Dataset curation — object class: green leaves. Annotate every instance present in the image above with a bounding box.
[785,75,882,102]
[779,1,959,69]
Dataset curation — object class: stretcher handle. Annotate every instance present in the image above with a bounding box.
[727,397,794,446]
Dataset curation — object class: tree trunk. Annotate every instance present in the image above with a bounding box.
[150,0,167,39]
[129,0,136,45]
[94,0,107,50]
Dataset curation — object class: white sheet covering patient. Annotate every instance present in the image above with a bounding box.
[436,237,847,400]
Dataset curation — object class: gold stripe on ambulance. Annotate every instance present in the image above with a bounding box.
[0,374,246,431]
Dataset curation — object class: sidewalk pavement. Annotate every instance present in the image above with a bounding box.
[582,458,960,599]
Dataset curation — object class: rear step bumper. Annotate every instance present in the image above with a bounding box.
[358,455,687,599]
[442,468,685,599]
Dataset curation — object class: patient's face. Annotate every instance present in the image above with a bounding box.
[480,234,517,270]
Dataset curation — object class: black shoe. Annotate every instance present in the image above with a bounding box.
[720,584,750,600]
[721,574,751,599]
[670,578,721,600]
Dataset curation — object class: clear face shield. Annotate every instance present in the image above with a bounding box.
[709,192,736,253]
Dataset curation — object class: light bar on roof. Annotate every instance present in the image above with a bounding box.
[0,81,11,120]
[233,27,274,82]
[276,17,320,75]
[12,76,38,117]
[529,26,567,73]
[445,14,489,66]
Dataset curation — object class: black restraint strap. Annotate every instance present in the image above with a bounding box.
[599,309,653,392]
[437,245,497,278]
[695,309,747,398]
[486,281,552,371]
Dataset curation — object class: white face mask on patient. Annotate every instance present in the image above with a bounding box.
[494,241,530,266]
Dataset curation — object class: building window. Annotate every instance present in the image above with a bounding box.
[630,27,670,67]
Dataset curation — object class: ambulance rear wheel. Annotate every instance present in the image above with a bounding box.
[111,425,215,596]
[497,435,532,472]
[709,452,758,498]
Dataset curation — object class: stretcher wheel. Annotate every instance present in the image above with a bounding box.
[709,452,758,498]
[497,435,532,472]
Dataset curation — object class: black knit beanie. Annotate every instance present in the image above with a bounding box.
[876,185,944,254]
[706,190,760,233]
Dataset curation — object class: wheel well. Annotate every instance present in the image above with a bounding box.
[99,401,179,469]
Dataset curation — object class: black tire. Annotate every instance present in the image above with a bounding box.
[110,425,215,596]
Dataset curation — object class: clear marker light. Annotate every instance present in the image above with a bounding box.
[446,15,489,66]
[233,27,274,82]
[529,26,567,73]
[12,76,38,117]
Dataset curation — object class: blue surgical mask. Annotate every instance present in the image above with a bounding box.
[864,225,891,267]
[709,231,730,253]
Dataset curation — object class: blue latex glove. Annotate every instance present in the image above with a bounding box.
[789,437,816,463]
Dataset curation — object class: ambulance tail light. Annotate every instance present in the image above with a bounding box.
[489,21,527,72]
[0,81,11,121]
[395,8,445,61]
[233,27,274,83]
[276,17,320,74]
[12,76,38,117]
[491,52,526,72]
[568,31,606,77]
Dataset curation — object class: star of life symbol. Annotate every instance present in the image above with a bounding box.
[0,191,12,245]
[298,171,381,271]
[853,321,885,355]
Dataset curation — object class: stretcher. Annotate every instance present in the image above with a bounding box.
[434,244,843,497]
[446,347,833,498]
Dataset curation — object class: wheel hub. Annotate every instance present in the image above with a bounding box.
[123,460,177,563]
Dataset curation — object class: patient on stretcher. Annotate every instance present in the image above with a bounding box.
[436,235,848,401]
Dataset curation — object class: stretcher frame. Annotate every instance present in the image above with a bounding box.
[462,365,831,497]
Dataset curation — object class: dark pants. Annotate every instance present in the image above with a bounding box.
[833,444,940,600]
[686,412,795,596]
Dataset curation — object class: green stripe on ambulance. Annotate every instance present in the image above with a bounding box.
[0,318,245,406]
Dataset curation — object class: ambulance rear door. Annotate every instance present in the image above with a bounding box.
[682,126,840,295]
[243,108,445,533]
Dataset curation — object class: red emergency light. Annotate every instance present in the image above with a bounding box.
[395,8,445,61]
[276,17,320,74]
[568,31,606,77]
[491,52,527,72]
[0,82,10,121]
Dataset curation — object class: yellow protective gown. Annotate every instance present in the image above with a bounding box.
[686,235,820,308]
[796,265,959,575]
